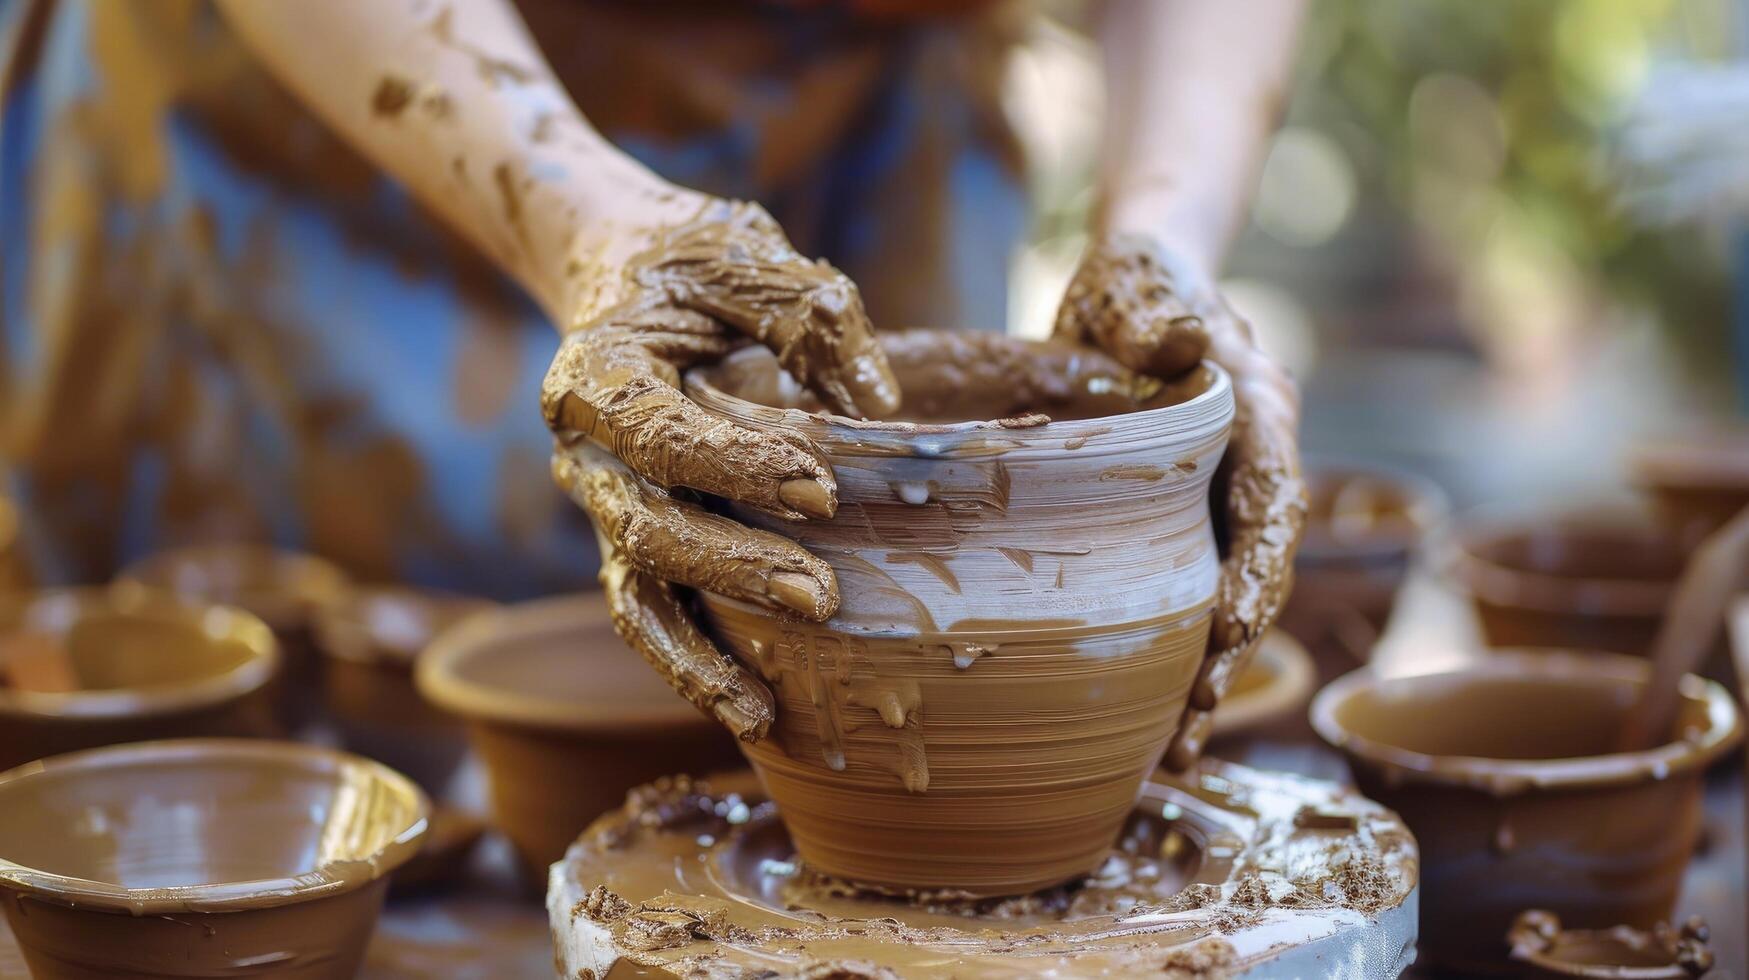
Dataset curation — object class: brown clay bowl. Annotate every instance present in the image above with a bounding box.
[1278,463,1446,680]
[118,545,348,731]
[0,738,428,979]
[1207,628,1317,742]
[0,588,280,772]
[0,496,30,591]
[686,332,1235,896]
[1629,427,1749,547]
[1507,909,1715,978]
[1311,650,1740,973]
[314,585,495,796]
[416,593,742,887]
[1445,510,1683,657]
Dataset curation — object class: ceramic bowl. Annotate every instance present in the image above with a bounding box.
[1278,463,1446,679]
[686,331,1234,896]
[314,585,494,796]
[119,545,348,731]
[0,588,279,772]
[0,738,428,979]
[1207,628,1317,742]
[1629,427,1749,547]
[1312,650,1740,972]
[1445,510,1683,657]
[416,593,742,886]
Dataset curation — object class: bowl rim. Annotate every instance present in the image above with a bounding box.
[1296,458,1450,566]
[116,544,348,629]
[683,330,1234,457]
[1309,649,1743,793]
[1209,628,1317,737]
[0,587,280,721]
[1438,510,1676,618]
[314,585,497,668]
[416,592,716,734]
[0,738,429,913]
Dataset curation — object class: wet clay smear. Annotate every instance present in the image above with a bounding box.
[549,766,1418,979]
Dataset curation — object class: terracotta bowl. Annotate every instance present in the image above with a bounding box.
[416,593,742,886]
[1278,463,1446,680]
[1445,511,1683,657]
[686,331,1234,896]
[0,738,428,979]
[1312,650,1740,973]
[0,588,280,772]
[1629,427,1749,547]
[119,545,348,731]
[1207,628,1317,742]
[314,585,495,796]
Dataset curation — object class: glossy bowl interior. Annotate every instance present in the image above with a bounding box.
[0,588,279,771]
[0,738,428,979]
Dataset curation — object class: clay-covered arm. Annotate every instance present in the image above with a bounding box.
[1068,0,1309,770]
[214,0,702,320]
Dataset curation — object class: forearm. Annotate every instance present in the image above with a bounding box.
[215,0,695,321]
[1096,0,1308,271]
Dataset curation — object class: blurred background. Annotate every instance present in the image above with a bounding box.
[1009,0,1742,506]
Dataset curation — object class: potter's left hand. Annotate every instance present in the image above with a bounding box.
[1055,234,1307,771]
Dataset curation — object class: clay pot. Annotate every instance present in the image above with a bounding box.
[314,585,495,796]
[1207,628,1316,743]
[416,593,743,886]
[685,331,1234,896]
[0,588,280,772]
[1446,510,1683,658]
[1278,463,1446,680]
[1629,427,1749,547]
[119,545,348,731]
[0,738,428,979]
[1311,650,1741,973]
[1506,910,1715,978]
[0,496,31,592]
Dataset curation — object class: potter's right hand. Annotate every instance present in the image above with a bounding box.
[543,198,900,742]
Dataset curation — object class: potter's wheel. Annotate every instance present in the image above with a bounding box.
[549,762,1420,978]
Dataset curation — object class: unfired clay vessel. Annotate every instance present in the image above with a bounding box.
[0,587,279,772]
[416,593,742,886]
[686,331,1233,896]
[1311,650,1740,973]
[1446,510,1683,658]
[1629,427,1749,547]
[1207,628,1316,742]
[1278,463,1446,680]
[1507,909,1715,979]
[119,545,348,730]
[315,585,495,795]
[0,738,428,979]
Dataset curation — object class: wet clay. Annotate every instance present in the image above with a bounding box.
[685,331,1234,895]
[0,738,428,979]
[0,589,279,771]
[548,765,1419,978]
[415,594,743,887]
[1278,465,1446,684]
[1507,910,1714,978]
[1311,650,1741,973]
[1447,512,1684,658]
[315,585,496,795]
[119,545,349,731]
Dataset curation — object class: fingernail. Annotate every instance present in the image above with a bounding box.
[713,700,759,740]
[779,479,836,519]
[767,571,829,618]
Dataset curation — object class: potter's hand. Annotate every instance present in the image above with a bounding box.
[1055,235,1306,771]
[544,200,900,742]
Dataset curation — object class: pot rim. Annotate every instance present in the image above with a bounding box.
[1297,459,1450,566]
[1309,649,1743,794]
[1627,427,1749,492]
[416,592,715,735]
[314,585,497,668]
[0,587,280,721]
[1439,511,1675,618]
[0,738,429,914]
[116,544,348,630]
[684,330,1234,457]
